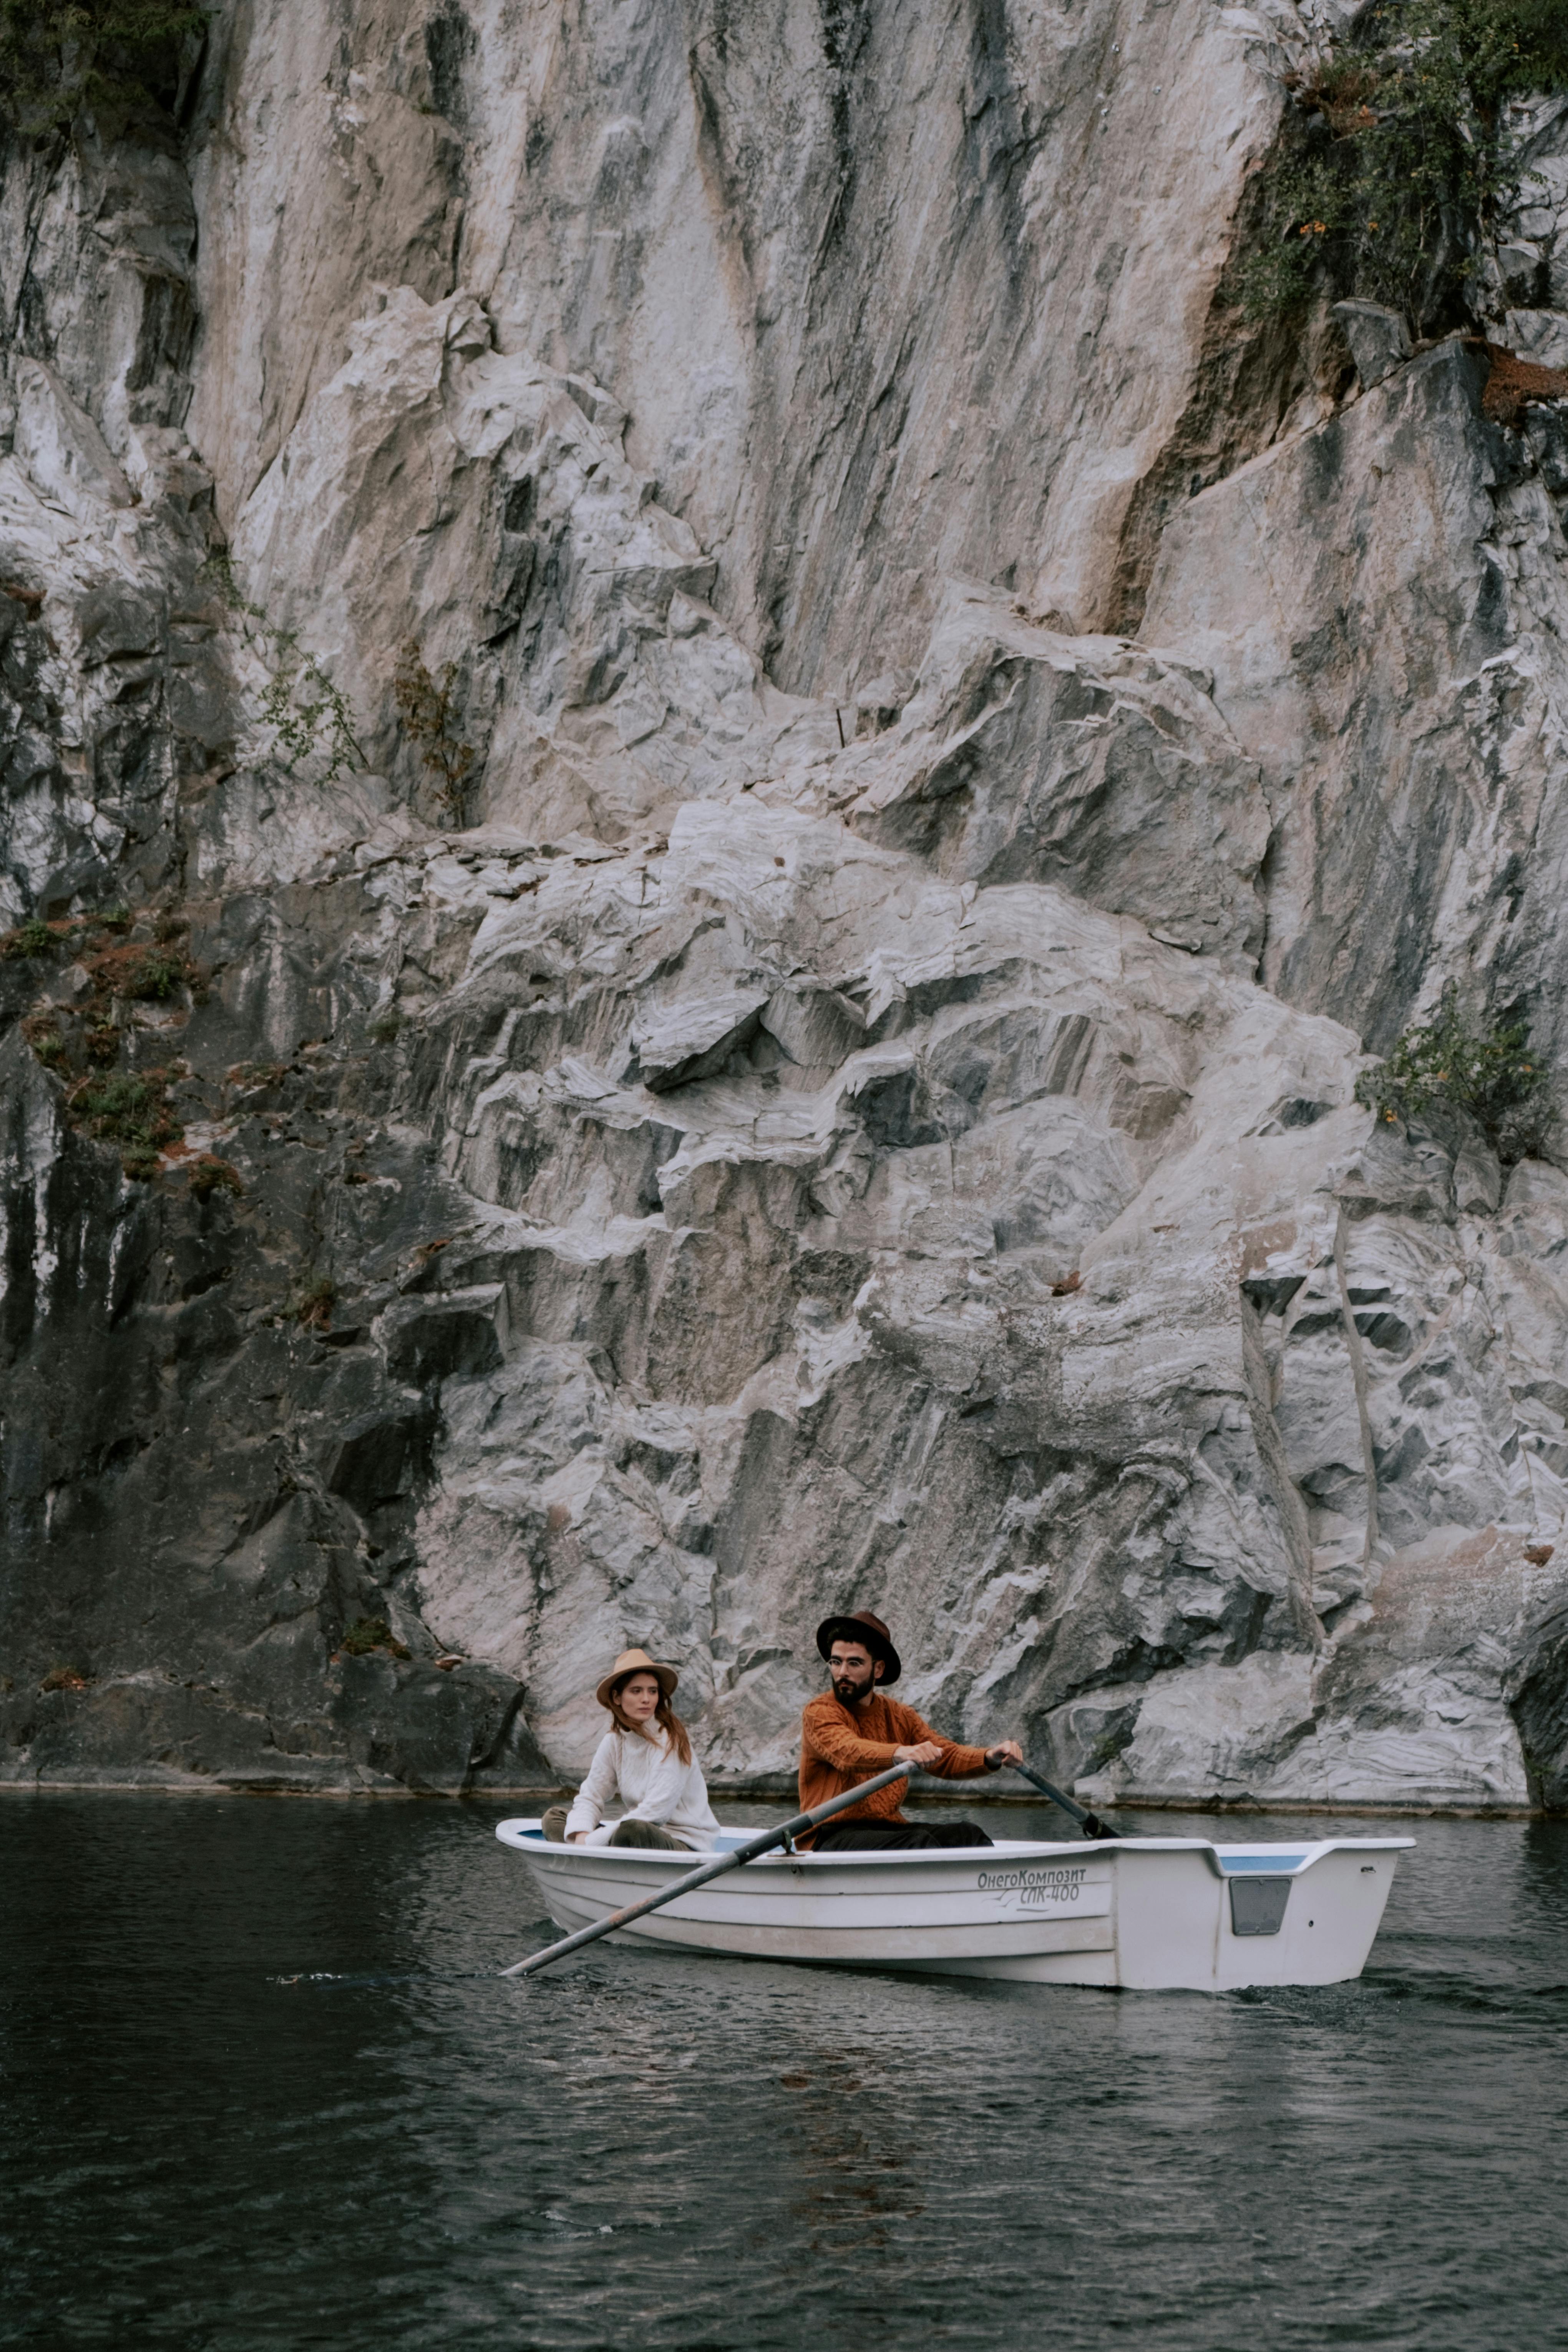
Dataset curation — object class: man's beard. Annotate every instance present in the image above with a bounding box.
[832,1675,871,1706]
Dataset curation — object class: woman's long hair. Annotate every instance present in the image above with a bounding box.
[606,1675,692,1765]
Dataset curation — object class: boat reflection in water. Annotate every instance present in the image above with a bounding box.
[497,1820,1413,1991]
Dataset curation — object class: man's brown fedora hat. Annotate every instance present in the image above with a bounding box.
[816,1610,901,1685]
[596,1648,679,1710]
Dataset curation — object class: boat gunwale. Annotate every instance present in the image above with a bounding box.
[495,1819,1416,1877]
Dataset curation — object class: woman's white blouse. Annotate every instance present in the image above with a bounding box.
[562,1726,721,1849]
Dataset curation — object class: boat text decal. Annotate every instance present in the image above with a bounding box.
[976,1864,1096,1904]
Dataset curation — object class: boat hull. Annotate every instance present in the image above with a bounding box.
[496,1824,1411,1992]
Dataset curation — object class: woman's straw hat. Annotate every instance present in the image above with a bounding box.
[596,1647,679,1710]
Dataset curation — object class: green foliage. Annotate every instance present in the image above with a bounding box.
[128,945,187,998]
[203,553,365,787]
[133,947,188,999]
[0,0,207,136]
[288,1275,337,1331]
[339,1616,410,1660]
[23,1015,66,1066]
[1236,0,1568,331]
[69,1065,181,1174]
[1356,983,1551,1161]
[394,637,475,821]
[1,916,57,959]
[187,1152,242,1201]
[83,936,199,1001]
[3,907,154,971]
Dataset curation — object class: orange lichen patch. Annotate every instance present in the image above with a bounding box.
[2,911,133,962]
[227,1060,289,1091]
[85,939,199,1003]
[186,1154,245,1201]
[1478,342,1568,427]
[1238,1218,1299,1277]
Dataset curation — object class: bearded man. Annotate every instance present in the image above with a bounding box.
[796,1610,1024,1850]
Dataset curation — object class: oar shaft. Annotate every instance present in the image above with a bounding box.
[1013,1760,1090,1823]
[1014,1760,1120,1840]
[502,1761,913,1979]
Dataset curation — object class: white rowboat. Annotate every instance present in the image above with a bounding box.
[496,1819,1414,1992]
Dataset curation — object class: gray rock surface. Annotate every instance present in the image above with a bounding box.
[1332,301,1412,392]
[6,3,1568,1809]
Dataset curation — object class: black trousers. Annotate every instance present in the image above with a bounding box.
[811,1821,994,1851]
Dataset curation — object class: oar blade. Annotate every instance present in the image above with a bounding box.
[1015,1760,1126,1839]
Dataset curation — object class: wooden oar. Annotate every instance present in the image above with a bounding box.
[1014,1759,1123,1840]
[500,1761,913,1980]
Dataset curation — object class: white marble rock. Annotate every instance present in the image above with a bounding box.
[5,1,1568,1811]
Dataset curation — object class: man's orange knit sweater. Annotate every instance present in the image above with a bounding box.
[796,1691,994,1844]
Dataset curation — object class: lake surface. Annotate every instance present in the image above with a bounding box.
[4,1795,1567,2352]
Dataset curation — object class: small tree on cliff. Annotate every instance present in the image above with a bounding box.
[1356,984,1551,1164]
[393,639,476,824]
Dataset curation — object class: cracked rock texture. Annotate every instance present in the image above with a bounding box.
[6,1,1568,1808]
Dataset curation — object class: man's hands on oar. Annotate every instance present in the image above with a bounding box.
[894,1738,1022,1769]
[866,1738,1117,1836]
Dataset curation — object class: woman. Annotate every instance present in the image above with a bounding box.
[543,1648,720,1851]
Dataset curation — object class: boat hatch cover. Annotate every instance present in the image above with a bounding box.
[1230,1877,1293,1937]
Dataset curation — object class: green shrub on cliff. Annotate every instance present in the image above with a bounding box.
[394,638,475,822]
[0,917,56,959]
[201,554,365,787]
[0,0,207,136]
[1237,0,1568,331]
[1356,983,1551,1161]
[68,1066,181,1176]
[338,1617,410,1662]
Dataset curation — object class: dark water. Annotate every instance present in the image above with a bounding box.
[4,1798,1568,2352]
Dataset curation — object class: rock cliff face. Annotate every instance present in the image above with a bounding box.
[5,2,1568,1808]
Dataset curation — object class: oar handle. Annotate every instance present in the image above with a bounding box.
[501,1760,913,1980]
[1013,1760,1122,1841]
